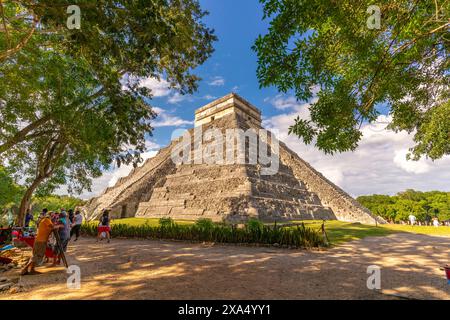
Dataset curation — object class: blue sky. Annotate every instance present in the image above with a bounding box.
[79,0,450,199]
[149,0,281,147]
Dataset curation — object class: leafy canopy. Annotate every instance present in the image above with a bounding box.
[0,166,24,210]
[253,0,449,160]
[0,0,216,224]
[0,0,216,162]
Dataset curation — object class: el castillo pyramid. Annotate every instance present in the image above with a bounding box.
[82,93,384,224]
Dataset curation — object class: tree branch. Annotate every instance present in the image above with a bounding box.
[0,0,11,49]
[0,13,37,61]
[0,114,52,154]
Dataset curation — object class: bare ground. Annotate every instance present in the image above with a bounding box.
[1,233,449,300]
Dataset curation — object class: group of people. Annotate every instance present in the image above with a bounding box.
[21,208,83,275]
[408,214,446,227]
[21,208,112,275]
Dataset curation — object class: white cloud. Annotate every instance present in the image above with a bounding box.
[106,150,158,187]
[208,76,225,86]
[203,94,217,100]
[266,94,302,110]
[167,92,190,104]
[59,138,161,200]
[264,95,450,196]
[152,106,193,128]
[123,75,189,104]
[137,77,172,97]
[393,149,431,174]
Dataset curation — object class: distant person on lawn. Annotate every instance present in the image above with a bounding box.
[408,214,416,226]
[70,210,83,242]
[21,212,60,275]
[433,217,440,227]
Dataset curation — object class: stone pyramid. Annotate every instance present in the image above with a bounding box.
[83,93,384,224]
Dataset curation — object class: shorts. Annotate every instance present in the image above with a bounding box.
[32,241,47,265]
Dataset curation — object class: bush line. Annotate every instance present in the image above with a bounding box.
[81,218,328,249]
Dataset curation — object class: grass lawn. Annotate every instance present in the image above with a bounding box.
[379,223,450,237]
[292,220,450,245]
[291,220,393,245]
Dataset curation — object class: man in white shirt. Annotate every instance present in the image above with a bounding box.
[70,210,83,242]
[408,214,416,226]
[433,217,439,227]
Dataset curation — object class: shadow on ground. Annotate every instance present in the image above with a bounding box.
[2,233,449,300]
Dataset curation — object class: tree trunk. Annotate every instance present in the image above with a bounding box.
[16,176,45,227]
[15,135,66,226]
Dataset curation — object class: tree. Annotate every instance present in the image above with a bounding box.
[0,165,23,211]
[357,190,450,223]
[0,0,216,153]
[1,48,158,225]
[6,129,100,224]
[31,195,85,217]
[0,0,216,225]
[253,0,449,160]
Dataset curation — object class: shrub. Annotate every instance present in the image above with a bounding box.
[159,217,174,228]
[80,218,328,249]
[195,218,215,229]
[245,218,264,232]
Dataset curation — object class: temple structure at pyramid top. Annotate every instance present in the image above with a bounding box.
[82,93,384,225]
[194,93,262,127]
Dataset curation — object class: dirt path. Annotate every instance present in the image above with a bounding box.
[2,233,449,300]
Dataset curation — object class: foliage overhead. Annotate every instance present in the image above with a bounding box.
[0,0,216,163]
[0,166,23,210]
[0,0,216,224]
[253,0,449,160]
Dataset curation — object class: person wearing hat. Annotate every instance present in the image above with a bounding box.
[36,208,48,227]
[21,210,58,275]
[52,211,71,266]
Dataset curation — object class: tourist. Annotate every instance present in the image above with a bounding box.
[24,209,34,228]
[70,210,83,242]
[408,214,416,226]
[36,208,48,227]
[433,217,440,227]
[60,208,67,222]
[21,213,54,275]
[52,211,70,266]
[97,210,111,243]
[68,209,74,224]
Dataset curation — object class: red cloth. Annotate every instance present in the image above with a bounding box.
[98,226,110,233]
[19,235,56,258]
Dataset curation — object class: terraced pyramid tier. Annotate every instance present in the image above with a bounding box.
[82,93,384,224]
